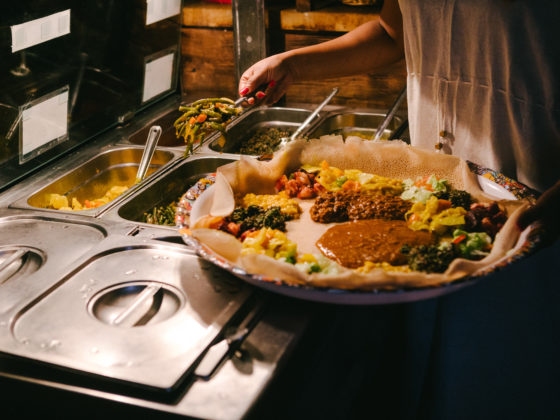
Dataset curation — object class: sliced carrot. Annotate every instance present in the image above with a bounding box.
[189,116,196,125]
[415,175,434,191]
[408,213,422,224]
[452,234,467,244]
[227,222,240,237]
[196,113,207,123]
[342,180,360,191]
[415,175,430,186]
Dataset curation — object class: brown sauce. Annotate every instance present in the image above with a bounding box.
[310,190,412,223]
[316,219,434,268]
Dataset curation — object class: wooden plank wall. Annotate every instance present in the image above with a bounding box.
[284,33,406,109]
[181,2,237,98]
[180,2,407,109]
[181,27,237,98]
[296,0,339,12]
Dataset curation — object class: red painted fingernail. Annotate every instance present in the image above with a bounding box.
[256,91,266,99]
[240,87,249,95]
[268,80,276,88]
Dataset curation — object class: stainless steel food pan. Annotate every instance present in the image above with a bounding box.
[0,243,251,390]
[11,147,178,216]
[205,107,319,154]
[306,111,404,140]
[102,156,235,228]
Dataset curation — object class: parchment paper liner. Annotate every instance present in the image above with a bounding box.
[190,136,529,290]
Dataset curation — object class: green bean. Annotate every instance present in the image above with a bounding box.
[183,123,200,147]
[177,123,187,138]
[185,140,194,156]
[200,109,222,118]
[173,113,191,126]
[141,201,177,225]
[217,106,237,115]
[175,96,240,157]
[189,98,227,107]
[205,121,226,132]
[177,120,185,129]
[183,124,192,141]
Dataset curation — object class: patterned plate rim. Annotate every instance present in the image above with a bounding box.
[175,161,545,304]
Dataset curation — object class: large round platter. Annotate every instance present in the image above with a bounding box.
[178,157,542,305]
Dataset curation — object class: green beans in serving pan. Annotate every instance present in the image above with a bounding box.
[174,97,241,156]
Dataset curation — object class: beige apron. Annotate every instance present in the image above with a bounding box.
[399,0,560,192]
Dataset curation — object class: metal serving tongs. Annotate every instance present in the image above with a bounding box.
[176,85,270,156]
[280,87,339,148]
[233,82,270,108]
[256,87,339,161]
[135,125,162,184]
[373,84,407,142]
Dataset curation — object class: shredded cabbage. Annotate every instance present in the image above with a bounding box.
[295,254,341,275]
[400,175,449,203]
[400,186,434,203]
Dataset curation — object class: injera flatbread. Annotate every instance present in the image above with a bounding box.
[191,136,530,290]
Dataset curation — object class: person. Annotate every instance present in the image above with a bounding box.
[238,0,560,245]
[239,1,560,419]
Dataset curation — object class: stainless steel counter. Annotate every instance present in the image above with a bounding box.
[0,97,312,420]
[0,96,404,419]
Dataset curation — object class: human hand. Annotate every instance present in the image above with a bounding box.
[238,53,295,106]
[517,180,560,246]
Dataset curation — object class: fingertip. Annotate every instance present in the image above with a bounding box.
[239,87,249,96]
[256,91,266,99]
[248,97,255,105]
[268,80,276,88]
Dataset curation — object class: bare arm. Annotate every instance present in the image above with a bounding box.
[284,0,404,80]
[239,0,404,104]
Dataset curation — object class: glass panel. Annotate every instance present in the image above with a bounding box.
[0,1,181,190]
